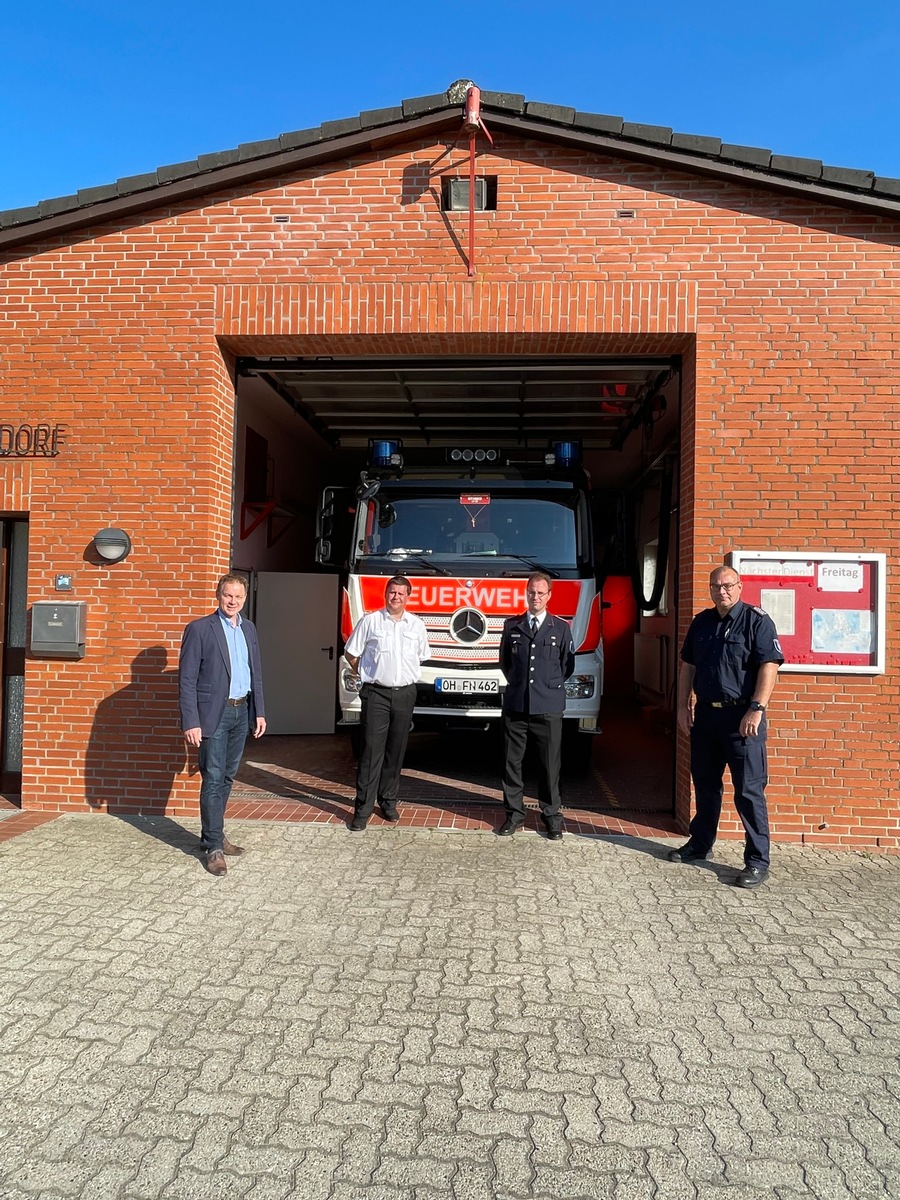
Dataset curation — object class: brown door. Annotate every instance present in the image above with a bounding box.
[0,519,28,797]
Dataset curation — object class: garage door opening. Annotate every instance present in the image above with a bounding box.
[228,353,682,821]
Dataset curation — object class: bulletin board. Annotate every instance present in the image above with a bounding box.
[727,551,886,674]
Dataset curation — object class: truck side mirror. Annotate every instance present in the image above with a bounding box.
[316,486,353,566]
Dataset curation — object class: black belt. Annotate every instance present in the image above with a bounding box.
[368,681,416,691]
[698,698,750,708]
[227,696,249,706]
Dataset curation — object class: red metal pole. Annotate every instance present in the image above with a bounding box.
[468,127,476,277]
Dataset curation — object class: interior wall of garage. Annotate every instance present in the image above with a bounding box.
[233,377,333,574]
[1,127,898,848]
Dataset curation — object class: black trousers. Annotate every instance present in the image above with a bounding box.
[689,704,771,868]
[502,710,563,826]
[355,682,417,818]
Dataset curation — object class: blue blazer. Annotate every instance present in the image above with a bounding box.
[500,612,576,716]
[179,611,266,737]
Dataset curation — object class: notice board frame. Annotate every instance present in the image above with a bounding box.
[727,550,886,675]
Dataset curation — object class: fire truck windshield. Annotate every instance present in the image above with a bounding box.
[354,490,581,572]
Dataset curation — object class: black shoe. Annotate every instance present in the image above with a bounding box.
[735,865,768,889]
[545,828,563,841]
[349,815,368,832]
[497,817,524,837]
[378,802,400,823]
[667,843,709,863]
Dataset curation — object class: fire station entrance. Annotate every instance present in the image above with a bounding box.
[227,351,684,821]
[0,517,28,798]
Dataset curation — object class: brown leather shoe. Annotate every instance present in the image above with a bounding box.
[223,838,245,856]
[206,850,227,877]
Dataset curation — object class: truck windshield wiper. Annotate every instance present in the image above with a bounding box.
[383,549,451,575]
[494,554,560,578]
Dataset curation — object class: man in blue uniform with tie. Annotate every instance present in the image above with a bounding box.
[497,571,576,840]
[673,565,783,888]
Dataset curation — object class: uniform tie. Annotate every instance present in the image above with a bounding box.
[529,616,537,636]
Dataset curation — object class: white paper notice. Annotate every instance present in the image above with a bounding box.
[817,562,864,592]
[761,589,795,636]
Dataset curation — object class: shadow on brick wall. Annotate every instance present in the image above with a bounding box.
[84,646,186,812]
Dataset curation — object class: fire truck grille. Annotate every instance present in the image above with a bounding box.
[421,613,504,662]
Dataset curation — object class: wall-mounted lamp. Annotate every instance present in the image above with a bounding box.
[92,528,132,563]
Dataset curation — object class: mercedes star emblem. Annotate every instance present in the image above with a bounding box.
[450,607,487,644]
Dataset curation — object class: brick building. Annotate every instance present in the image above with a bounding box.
[1,85,897,848]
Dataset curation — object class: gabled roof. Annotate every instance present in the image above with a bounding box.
[3,82,900,250]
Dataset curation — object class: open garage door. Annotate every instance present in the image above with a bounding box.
[233,352,681,816]
[237,355,677,456]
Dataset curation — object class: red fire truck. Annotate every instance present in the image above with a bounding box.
[316,440,602,760]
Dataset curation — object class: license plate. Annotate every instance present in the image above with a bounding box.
[435,677,499,694]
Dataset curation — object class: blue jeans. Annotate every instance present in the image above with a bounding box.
[198,702,249,852]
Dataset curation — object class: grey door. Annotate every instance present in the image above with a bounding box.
[254,573,339,734]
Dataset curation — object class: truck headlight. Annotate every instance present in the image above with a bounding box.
[565,675,595,699]
[341,668,362,693]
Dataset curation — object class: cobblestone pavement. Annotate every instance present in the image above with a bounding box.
[1,815,899,1200]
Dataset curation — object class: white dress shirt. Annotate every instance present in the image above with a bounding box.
[345,608,430,686]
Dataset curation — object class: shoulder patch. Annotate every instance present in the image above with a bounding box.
[751,605,768,616]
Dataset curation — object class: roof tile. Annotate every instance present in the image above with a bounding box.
[821,165,874,188]
[622,122,673,143]
[358,106,404,129]
[76,183,119,205]
[116,172,159,196]
[720,143,772,167]
[574,112,624,135]
[671,132,722,155]
[0,205,42,228]
[238,138,284,161]
[526,102,576,125]
[401,93,450,117]
[480,91,526,113]
[157,161,200,183]
[770,154,822,179]
[319,117,361,138]
[38,195,80,217]
[278,128,322,151]
[196,150,241,171]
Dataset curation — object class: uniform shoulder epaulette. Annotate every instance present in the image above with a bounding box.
[751,604,768,616]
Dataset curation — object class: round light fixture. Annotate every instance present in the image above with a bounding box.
[93,528,132,563]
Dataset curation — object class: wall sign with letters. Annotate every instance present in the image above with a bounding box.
[728,551,886,674]
[0,423,68,456]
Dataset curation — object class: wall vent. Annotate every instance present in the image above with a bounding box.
[441,177,498,212]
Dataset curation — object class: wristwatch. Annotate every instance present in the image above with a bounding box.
[748,701,766,712]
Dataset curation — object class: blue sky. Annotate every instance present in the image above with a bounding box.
[2,0,899,211]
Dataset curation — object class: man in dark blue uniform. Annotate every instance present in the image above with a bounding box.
[497,571,576,840]
[673,565,783,888]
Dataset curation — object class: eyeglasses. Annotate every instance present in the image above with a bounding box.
[711,582,739,592]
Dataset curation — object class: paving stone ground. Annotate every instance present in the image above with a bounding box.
[1,814,899,1200]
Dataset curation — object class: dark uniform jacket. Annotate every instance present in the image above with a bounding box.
[500,612,576,715]
[179,611,266,737]
[681,599,783,703]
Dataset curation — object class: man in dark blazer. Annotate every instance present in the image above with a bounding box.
[179,573,266,876]
[498,571,575,840]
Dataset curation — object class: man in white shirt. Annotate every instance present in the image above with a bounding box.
[344,575,430,831]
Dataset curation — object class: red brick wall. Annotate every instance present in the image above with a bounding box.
[1,133,898,848]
